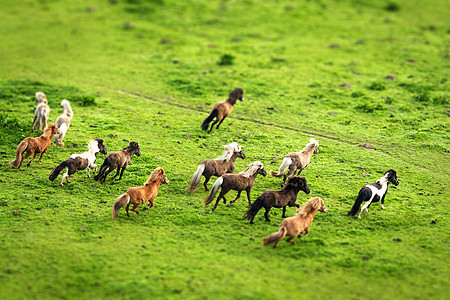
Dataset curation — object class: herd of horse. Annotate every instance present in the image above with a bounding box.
[9,88,399,248]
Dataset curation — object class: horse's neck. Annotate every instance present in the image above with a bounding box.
[145,180,161,195]
[41,131,54,140]
[226,97,237,106]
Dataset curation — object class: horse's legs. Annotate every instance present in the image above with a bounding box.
[212,188,228,211]
[286,236,295,245]
[111,167,121,180]
[203,176,211,191]
[358,201,371,219]
[92,164,98,174]
[264,208,271,222]
[86,167,91,178]
[143,200,154,211]
[208,119,219,133]
[298,228,309,238]
[27,153,38,167]
[118,165,127,180]
[38,149,47,162]
[282,206,287,218]
[246,190,252,205]
[229,190,242,204]
[131,204,140,215]
[125,203,131,217]
[101,167,113,183]
[31,115,37,132]
[216,117,226,129]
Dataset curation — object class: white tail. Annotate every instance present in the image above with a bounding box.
[188,164,205,193]
[204,177,223,205]
[271,157,292,177]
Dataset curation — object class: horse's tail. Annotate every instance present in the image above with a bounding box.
[204,177,223,205]
[244,195,264,221]
[262,226,287,246]
[54,123,67,145]
[201,109,218,131]
[93,159,109,182]
[347,188,369,216]
[10,140,28,169]
[270,157,292,177]
[49,160,70,181]
[112,193,130,219]
[188,164,205,193]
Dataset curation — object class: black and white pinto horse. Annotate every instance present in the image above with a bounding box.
[49,138,107,186]
[347,169,399,219]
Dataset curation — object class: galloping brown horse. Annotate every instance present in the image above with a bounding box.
[204,161,267,211]
[11,123,60,169]
[112,167,169,219]
[201,88,244,133]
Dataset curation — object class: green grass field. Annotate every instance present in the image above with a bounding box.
[0,0,448,299]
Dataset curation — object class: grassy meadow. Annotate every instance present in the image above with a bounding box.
[0,0,448,299]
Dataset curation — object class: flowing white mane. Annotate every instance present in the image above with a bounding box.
[214,142,241,162]
[239,161,263,178]
[302,138,319,152]
[87,140,100,154]
[35,92,47,103]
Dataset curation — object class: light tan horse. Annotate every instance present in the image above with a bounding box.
[262,197,327,248]
[53,99,73,147]
[270,138,319,184]
[31,92,51,134]
[112,168,169,219]
[11,124,60,168]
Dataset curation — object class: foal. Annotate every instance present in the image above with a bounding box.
[204,161,267,211]
[31,92,51,135]
[188,142,246,192]
[11,124,60,168]
[94,141,141,184]
[201,88,244,133]
[53,99,74,147]
[347,169,399,219]
[112,167,169,219]
[244,176,310,224]
[263,197,327,248]
[49,139,107,186]
[271,138,319,184]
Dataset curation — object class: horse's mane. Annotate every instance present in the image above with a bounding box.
[87,140,100,153]
[60,100,73,119]
[41,124,56,139]
[145,167,164,185]
[239,161,263,178]
[297,197,323,217]
[301,138,319,152]
[214,142,241,162]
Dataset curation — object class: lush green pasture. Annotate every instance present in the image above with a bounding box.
[0,0,448,299]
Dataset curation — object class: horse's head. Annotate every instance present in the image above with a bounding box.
[129,141,141,156]
[231,143,246,159]
[258,166,267,177]
[385,169,399,186]
[317,197,327,213]
[230,88,244,102]
[309,138,319,154]
[286,176,310,194]
[147,167,169,186]
[95,138,107,154]
[47,124,60,135]
[36,92,47,103]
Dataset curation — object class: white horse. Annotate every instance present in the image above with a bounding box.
[271,138,319,184]
[49,139,107,186]
[54,99,74,147]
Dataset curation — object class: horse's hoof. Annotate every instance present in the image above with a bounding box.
[143,207,148,211]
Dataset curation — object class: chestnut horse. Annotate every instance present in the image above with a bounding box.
[244,176,310,224]
[188,142,246,192]
[112,167,169,219]
[204,161,267,211]
[201,88,244,133]
[271,138,319,184]
[263,197,327,248]
[94,141,141,184]
[11,123,60,169]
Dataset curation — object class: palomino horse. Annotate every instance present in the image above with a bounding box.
[112,167,169,219]
[263,197,327,248]
[201,88,244,133]
[49,138,107,186]
[11,124,60,169]
[53,99,74,147]
[188,142,246,192]
[271,138,319,184]
[204,161,267,211]
[244,176,310,224]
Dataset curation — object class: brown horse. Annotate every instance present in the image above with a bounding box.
[112,167,169,219]
[244,176,310,224]
[11,123,60,169]
[271,138,319,184]
[31,92,51,135]
[204,161,267,211]
[201,88,244,133]
[263,197,327,248]
[93,141,141,184]
[188,142,246,192]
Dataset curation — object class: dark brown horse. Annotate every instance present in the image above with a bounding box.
[204,161,267,211]
[244,176,310,224]
[201,88,244,133]
[188,142,246,192]
[11,123,60,169]
[94,141,141,184]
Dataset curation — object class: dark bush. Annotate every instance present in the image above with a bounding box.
[217,54,235,66]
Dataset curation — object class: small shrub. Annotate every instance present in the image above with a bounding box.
[355,102,385,113]
[368,81,386,91]
[217,54,235,66]
[70,95,96,106]
[413,91,431,102]
[385,97,395,104]
[351,91,365,98]
[433,95,448,105]
[385,2,400,12]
